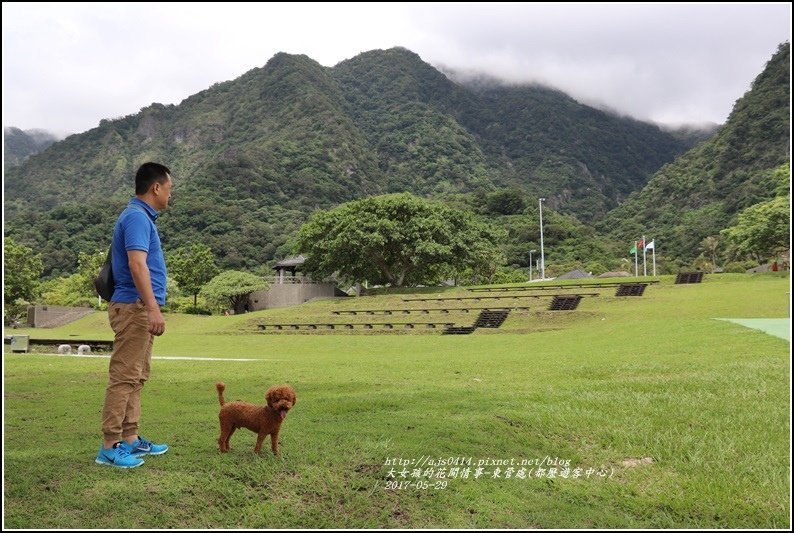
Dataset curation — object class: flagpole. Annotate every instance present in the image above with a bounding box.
[634,241,638,277]
[642,235,647,277]
[652,241,656,276]
[539,198,546,280]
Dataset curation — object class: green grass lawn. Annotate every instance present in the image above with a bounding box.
[3,273,790,528]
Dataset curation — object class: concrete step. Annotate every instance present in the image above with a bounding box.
[442,326,477,335]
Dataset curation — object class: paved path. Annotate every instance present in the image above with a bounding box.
[714,318,790,341]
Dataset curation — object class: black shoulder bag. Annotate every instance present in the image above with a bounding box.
[94,245,114,301]
[95,205,149,302]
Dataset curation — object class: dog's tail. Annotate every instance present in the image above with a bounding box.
[216,382,226,406]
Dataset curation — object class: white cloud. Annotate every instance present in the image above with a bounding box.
[2,2,790,135]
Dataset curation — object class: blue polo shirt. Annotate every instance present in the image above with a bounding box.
[110,198,167,305]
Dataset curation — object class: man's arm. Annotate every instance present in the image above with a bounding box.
[127,250,165,336]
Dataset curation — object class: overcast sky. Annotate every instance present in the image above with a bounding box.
[2,3,791,137]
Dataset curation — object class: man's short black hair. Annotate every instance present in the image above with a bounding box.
[135,162,171,195]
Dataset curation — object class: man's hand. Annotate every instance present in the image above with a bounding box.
[128,250,166,336]
[147,306,166,336]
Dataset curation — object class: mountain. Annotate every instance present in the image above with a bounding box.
[332,49,696,219]
[4,47,714,277]
[3,127,60,167]
[456,82,693,219]
[660,123,721,146]
[598,42,790,262]
[330,48,495,196]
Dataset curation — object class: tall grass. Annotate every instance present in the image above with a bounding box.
[3,273,789,528]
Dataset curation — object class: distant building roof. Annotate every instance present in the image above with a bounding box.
[556,269,594,280]
[273,255,306,269]
[598,271,632,278]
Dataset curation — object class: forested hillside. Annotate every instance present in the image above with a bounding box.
[599,42,790,261]
[4,127,59,167]
[6,44,778,279]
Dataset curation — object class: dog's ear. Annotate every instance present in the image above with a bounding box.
[265,388,275,407]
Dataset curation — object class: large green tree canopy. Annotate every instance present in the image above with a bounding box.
[295,193,505,286]
[200,270,269,313]
[721,195,790,261]
[3,237,44,305]
[167,244,220,306]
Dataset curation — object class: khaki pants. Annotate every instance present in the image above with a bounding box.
[101,300,153,441]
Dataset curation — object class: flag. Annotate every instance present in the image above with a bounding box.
[637,238,645,249]
[645,240,655,251]
[630,243,637,254]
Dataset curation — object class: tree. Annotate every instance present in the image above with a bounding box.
[700,236,720,272]
[3,237,44,305]
[168,244,220,306]
[721,195,790,261]
[78,250,107,298]
[486,188,527,215]
[295,193,505,287]
[200,271,269,314]
[39,250,106,307]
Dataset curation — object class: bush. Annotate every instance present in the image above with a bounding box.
[490,267,528,284]
[184,306,212,315]
[4,299,29,327]
[724,260,758,273]
[163,294,212,314]
[585,262,608,276]
[39,274,100,308]
[690,256,714,273]
[545,261,583,278]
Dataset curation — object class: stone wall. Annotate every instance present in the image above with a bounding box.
[248,283,340,311]
[26,305,95,328]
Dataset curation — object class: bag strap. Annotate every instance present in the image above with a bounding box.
[108,204,152,256]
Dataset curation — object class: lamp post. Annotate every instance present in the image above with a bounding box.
[539,198,546,280]
[98,250,105,308]
[528,249,536,281]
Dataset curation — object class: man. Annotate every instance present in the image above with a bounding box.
[95,162,172,468]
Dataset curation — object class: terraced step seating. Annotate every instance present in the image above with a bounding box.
[331,306,532,315]
[614,283,648,296]
[442,309,511,335]
[549,295,583,311]
[675,272,704,284]
[473,310,510,328]
[466,281,659,292]
[403,293,600,303]
[258,322,456,331]
[442,326,477,335]
[257,309,514,335]
[256,286,601,334]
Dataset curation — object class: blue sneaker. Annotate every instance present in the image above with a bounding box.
[95,442,144,468]
[123,436,169,457]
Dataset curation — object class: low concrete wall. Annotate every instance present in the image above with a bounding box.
[26,305,95,328]
[248,283,339,311]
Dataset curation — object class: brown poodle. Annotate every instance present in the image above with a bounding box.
[216,382,296,454]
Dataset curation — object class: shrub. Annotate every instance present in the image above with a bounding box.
[184,306,212,315]
[724,260,758,273]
